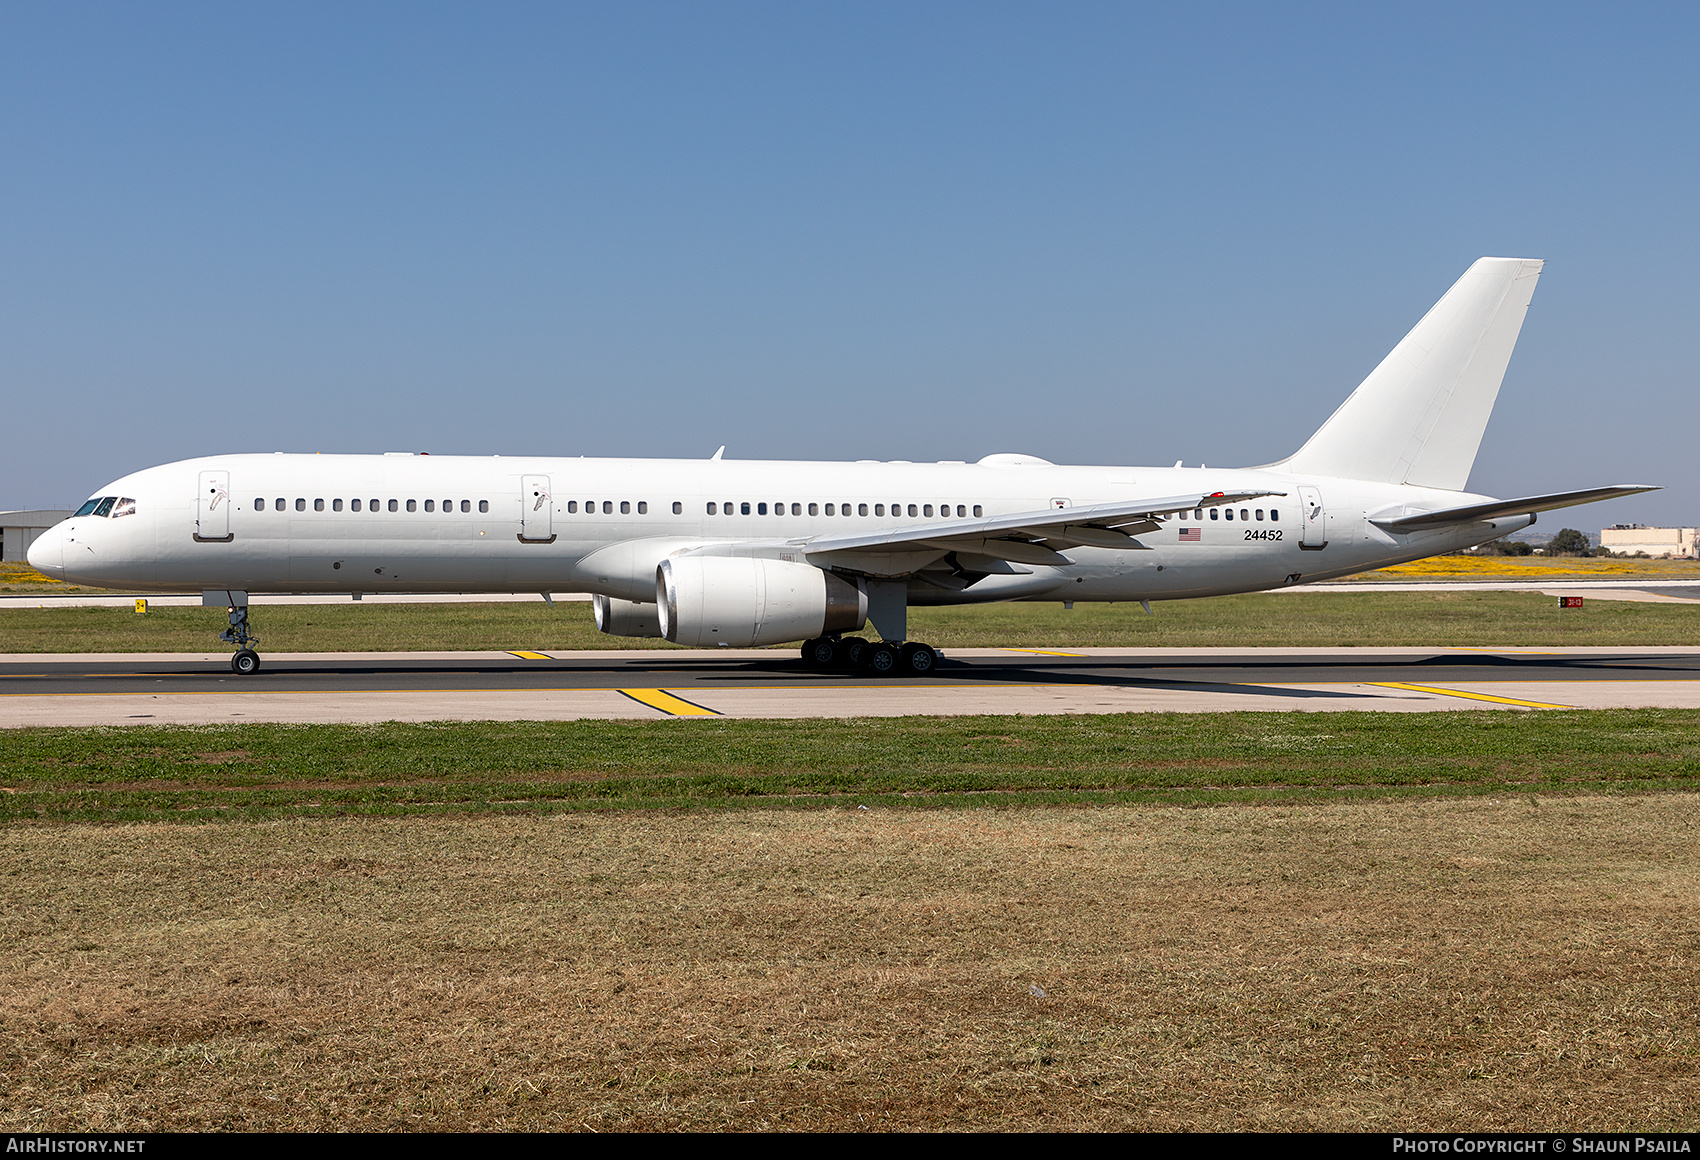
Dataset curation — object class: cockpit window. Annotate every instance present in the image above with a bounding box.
[92,496,117,517]
[74,499,102,517]
[112,498,136,518]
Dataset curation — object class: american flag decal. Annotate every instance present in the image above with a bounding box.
[1179,527,1201,541]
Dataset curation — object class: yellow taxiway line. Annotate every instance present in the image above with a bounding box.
[1367,682,1571,709]
[616,688,721,716]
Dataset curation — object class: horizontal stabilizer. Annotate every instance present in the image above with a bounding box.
[1371,485,1660,531]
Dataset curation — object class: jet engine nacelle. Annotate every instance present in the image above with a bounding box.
[657,557,867,647]
[593,595,663,638]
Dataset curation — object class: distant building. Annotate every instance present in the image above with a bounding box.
[1601,525,1698,559]
[0,511,73,563]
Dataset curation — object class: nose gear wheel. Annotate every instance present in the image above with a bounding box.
[218,606,263,675]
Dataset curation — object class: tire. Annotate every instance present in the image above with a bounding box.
[231,649,261,676]
[899,642,937,676]
[801,637,840,667]
[861,641,899,676]
[842,638,867,667]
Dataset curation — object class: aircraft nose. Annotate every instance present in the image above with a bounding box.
[27,524,65,579]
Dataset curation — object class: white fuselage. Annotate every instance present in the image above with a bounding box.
[29,452,1533,603]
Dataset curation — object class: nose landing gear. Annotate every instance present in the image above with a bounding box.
[219,605,261,675]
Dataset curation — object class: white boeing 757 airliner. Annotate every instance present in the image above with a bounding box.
[30,258,1655,675]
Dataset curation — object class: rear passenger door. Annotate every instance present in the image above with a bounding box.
[1298,486,1328,550]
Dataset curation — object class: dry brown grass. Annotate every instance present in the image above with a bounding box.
[3,797,1697,1131]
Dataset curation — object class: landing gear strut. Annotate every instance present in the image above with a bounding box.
[798,577,935,678]
[219,606,261,675]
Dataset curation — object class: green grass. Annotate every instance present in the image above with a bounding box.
[0,590,1695,653]
[4,709,1697,823]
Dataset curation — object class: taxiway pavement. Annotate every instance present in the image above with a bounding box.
[4,646,1699,726]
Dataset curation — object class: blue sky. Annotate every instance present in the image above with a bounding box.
[3,2,1696,524]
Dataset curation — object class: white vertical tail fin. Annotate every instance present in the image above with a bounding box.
[1280,257,1543,490]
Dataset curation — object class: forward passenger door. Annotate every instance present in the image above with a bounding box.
[195,470,232,542]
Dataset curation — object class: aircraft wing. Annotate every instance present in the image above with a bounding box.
[1370,484,1660,532]
[799,489,1283,567]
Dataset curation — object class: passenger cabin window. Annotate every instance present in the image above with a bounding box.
[907,504,918,517]
[370,498,379,511]
[253,498,265,512]
[638,502,648,514]
[333,499,343,511]
[1240,508,1249,520]
[706,502,716,515]
[478,500,488,513]
[351,499,362,512]
[1194,508,1204,520]
[568,501,578,513]
[314,499,324,512]
[808,503,818,516]
[973,505,983,517]
[672,501,682,515]
[461,500,471,513]
[1210,508,1219,520]
[1270,508,1280,521]
[824,504,834,516]
[1255,509,1263,521]
[740,502,751,515]
[424,500,434,512]
[757,503,767,515]
[405,500,415,512]
[388,500,399,512]
[276,498,286,511]
[875,504,885,516]
[621,501,631,514]
[858,503,868,516]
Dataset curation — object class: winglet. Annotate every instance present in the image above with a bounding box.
[710,446,725,461]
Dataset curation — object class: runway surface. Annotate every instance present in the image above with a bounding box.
[5,645,1700,725]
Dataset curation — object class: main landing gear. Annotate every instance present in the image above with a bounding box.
[800,636,938,677]
[219,605,261,675]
